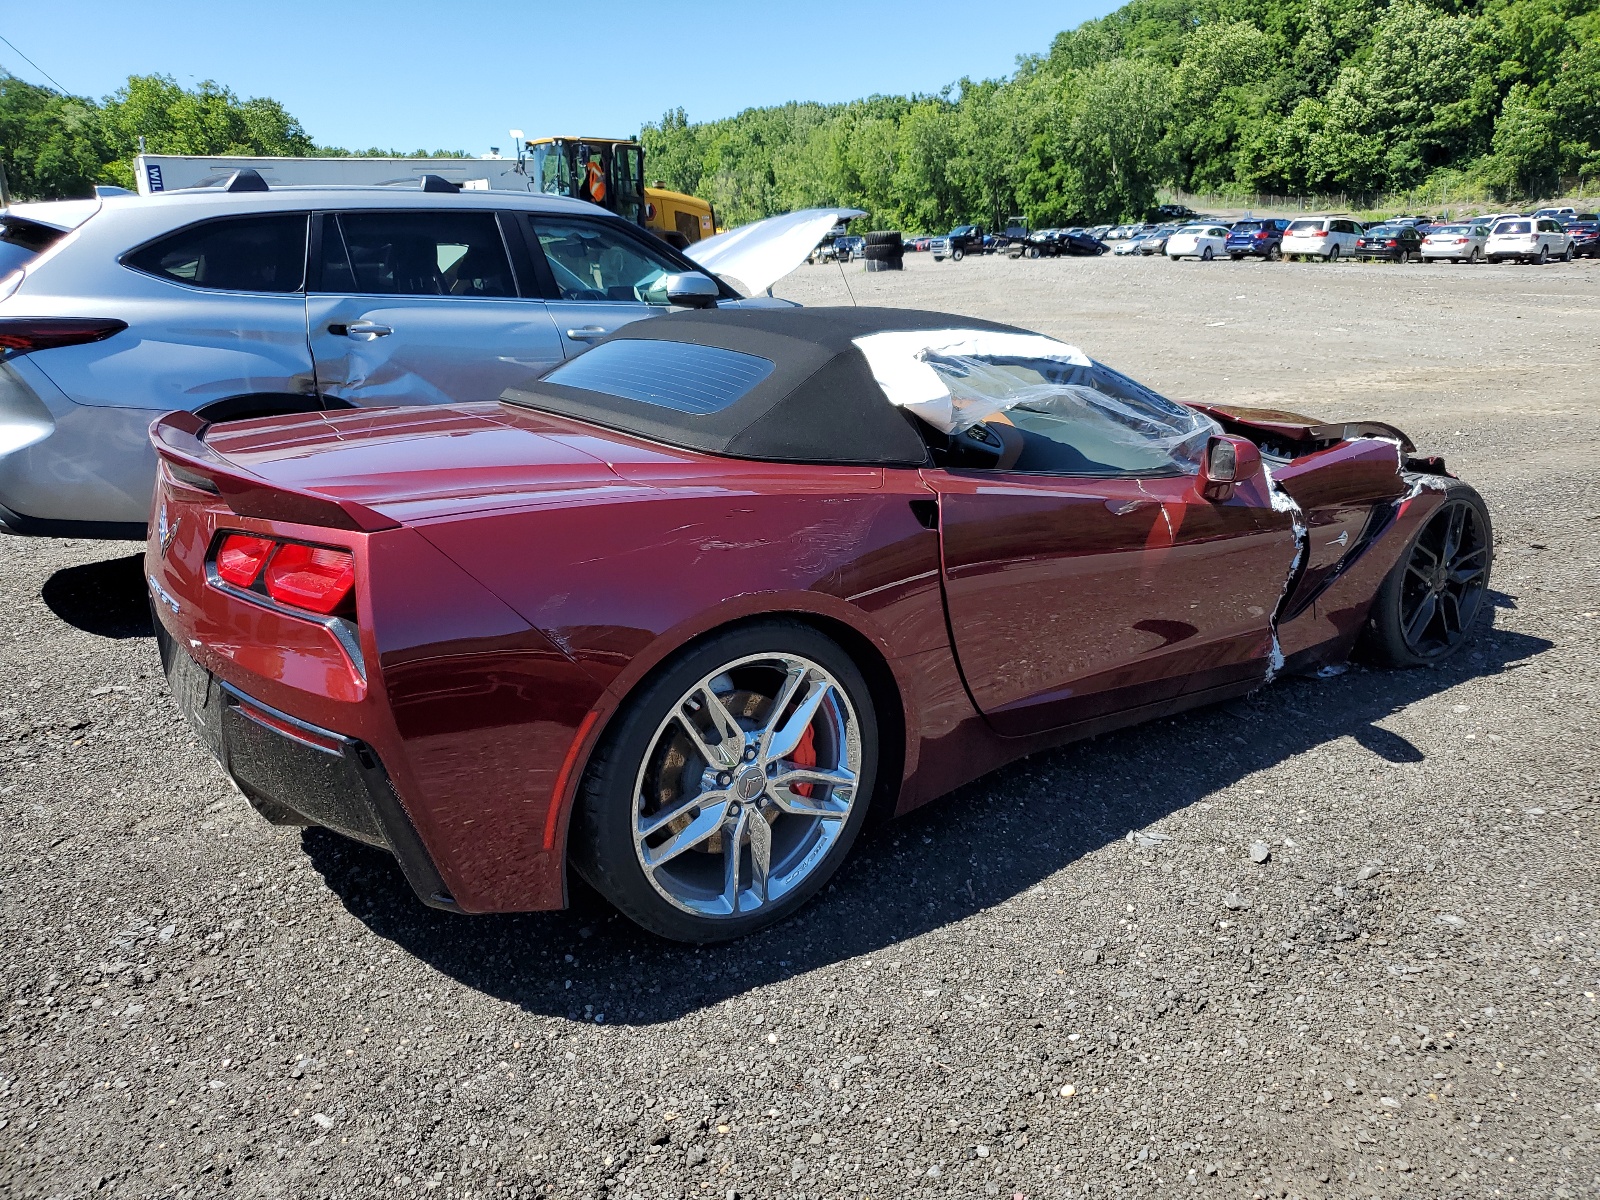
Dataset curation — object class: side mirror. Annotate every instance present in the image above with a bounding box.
[661,271,719,309]
[1200,434,1261,502]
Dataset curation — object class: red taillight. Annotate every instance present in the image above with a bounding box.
[263,543,356,615]
[0,317,127,353]
[1386,240,1398,246]
[215,534,276,588]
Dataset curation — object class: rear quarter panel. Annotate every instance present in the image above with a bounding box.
[406,457,962,851]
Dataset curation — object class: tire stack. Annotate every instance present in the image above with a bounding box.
[862,231,904,272]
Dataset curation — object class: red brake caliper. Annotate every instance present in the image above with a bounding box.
[791,723,818,798]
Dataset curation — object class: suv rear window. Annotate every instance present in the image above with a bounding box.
[0,216,67,278]
[1231,222,1264,233]
[126,215,308,292]
[1287,220,1323,232]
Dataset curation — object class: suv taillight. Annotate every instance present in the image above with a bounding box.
[213,533,355,616]
[0,317,127,353]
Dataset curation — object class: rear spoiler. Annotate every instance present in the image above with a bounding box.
[150,411,399,532]
[1190,403,1415,454]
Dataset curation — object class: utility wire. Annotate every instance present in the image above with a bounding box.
[0,34,70,94]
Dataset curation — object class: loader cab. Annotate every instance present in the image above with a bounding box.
[528,138,647,226]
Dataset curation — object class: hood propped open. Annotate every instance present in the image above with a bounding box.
[686,207,865,297]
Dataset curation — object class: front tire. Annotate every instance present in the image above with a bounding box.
[571,621,879,942]
[1360,480,1492,669]
[952,248,964,262]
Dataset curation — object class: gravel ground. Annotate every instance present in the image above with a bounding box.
[3,253,1598,1200]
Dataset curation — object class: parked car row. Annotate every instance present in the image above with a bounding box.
[1140,212,1599,265]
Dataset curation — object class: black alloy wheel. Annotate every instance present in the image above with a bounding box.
[1328,245,1341,261]
[1362,482,1493,668]
[1537,245,1549,265]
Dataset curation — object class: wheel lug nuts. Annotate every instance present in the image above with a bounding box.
[744,746,757,761]
[717,773,732,787]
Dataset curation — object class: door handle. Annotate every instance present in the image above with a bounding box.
[329,321,392,340]
[565,326,608,341]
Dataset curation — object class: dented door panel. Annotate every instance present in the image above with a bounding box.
[930,468,1296,737]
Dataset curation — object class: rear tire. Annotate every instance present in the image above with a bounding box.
[1469,247,1480,263]
[1537,246,1549,265]
[1327,245,1340,262]
[1359,479,1492,669]
[1201,246,1214,261]
[570,620,879,942]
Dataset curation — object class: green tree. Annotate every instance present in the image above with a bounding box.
[98,74,314,186]
[0,75,108,199]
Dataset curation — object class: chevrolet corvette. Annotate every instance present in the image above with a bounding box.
[146,307,1492,940]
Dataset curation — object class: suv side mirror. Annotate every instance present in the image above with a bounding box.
[1200,434,1261,502]
[662,271,719,309]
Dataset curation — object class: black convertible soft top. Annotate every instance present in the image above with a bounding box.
[500,306,1023,467]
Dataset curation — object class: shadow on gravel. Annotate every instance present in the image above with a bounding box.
[41,552,153,639]
[301,613,1551,1027]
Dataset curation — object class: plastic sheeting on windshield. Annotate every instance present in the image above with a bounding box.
[853,328,1219,472]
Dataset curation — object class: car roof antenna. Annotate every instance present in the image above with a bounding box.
[835,252,857,306]
[223,169,269,193]
[420,174,462,194]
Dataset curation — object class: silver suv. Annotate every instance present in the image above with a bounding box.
[0,184,751,537]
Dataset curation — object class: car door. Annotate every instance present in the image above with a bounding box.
[518,213,716,358]
[306,208,564,408]
[924,372,1299,738]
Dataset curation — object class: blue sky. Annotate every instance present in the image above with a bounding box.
[3,1,1108,153]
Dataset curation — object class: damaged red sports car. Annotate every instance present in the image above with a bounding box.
[146,307,1492,940]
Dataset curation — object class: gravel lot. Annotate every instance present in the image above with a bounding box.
[4,252,1598,1200]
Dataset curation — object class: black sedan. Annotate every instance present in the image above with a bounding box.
[1567,220,1600,258]
[1356,224,1425,263]
[1020,229,1107,257]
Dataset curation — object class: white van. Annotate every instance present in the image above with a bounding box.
[1281,217,1362,261]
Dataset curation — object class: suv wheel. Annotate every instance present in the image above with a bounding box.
[1327,245,1340,262]
[1537,245,1549,265]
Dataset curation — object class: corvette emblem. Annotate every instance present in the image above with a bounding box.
[158,506,180,557]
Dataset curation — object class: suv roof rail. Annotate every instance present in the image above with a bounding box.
[419,174,461,194]
[224,169,269,193]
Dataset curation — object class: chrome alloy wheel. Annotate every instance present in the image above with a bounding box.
[631,653,862,919]
[1399,498,1490,658]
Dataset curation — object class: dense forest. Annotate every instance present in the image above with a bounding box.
[640,0,1599,227]
[3,0,1596,229]
[0,73,464,200]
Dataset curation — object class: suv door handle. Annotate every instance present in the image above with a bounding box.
[329,321,392,340]
[565,326,608,341]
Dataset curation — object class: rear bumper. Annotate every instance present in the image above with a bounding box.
[0,363,161,531]
[156,614,458,911]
